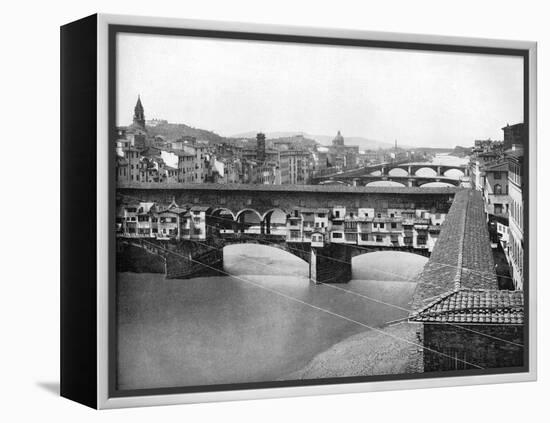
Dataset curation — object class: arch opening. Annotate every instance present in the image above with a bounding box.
[351,250,428,281]
[443,168,465,179]
[263,208,288,235]
[414,167,437,177]
[208,208,236,234]
[419,181,455,188]
[388,168,408,177]
[366,180,406,187]
[223,243,309,277]
[236,209,263,234]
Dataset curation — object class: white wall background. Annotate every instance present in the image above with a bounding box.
[0,0,547,421]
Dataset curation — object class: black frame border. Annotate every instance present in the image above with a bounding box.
[107,23,531,399]
[60,14,98,409]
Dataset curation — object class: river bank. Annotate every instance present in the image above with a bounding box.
[283,321,422,380]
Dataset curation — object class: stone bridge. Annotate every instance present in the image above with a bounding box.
[116,184,467,283]
[117,232,430,283]
[318,174,462,187]
[311,162,469,185]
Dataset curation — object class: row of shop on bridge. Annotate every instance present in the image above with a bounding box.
[117,200,447,252]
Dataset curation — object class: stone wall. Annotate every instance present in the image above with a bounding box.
[422,323,524,371]
[116,243,165,274]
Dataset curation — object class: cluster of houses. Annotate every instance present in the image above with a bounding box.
[117,200,446,253]
[116,96,430,188]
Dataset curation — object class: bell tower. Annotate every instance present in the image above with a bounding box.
[133,95,146,129]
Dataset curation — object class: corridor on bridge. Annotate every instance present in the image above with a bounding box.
[117,246,427,389]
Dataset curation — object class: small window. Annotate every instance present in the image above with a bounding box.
[391,222,397,229]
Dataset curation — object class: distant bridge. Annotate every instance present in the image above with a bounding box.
[311,162,469,185]
[318,175,463,187]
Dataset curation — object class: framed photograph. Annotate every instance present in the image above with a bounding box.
[60,14,537,409]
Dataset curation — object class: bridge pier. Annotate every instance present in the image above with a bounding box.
[310,244,352,284]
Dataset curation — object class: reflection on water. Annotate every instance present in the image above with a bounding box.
[117,245,427,390]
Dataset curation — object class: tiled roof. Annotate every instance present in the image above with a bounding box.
[117,182,462,195]
[411,190,498,311]
[158,207,187,215]
[410,289,523,325]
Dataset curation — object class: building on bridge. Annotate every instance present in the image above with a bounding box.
[116,198,447,254]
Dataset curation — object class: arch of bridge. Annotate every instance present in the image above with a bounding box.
[208,207,237,221]
[418,181,457,187]
[235,208,263,222]
[386,164,467,175]
[413,166,439,176]
[350,246,430,261]
[221,241,310,264]
[318,180,350,186]
[262,208,289,221]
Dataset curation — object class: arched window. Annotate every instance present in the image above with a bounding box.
[494,184,502,195]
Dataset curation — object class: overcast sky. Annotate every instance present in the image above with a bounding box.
[117,33,523,148]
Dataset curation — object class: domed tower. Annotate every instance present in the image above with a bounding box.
[332,130,344,146]
[133,95,146,129]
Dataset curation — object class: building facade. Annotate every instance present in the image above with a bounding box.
[507,149,524,290]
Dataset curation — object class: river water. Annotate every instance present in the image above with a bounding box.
[117,245,427,390]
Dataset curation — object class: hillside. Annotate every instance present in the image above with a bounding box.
[146,123,226,143]
[232,130,394,150]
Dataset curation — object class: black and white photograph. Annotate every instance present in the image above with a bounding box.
[112,27,529,394]
[5,0,549,419]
